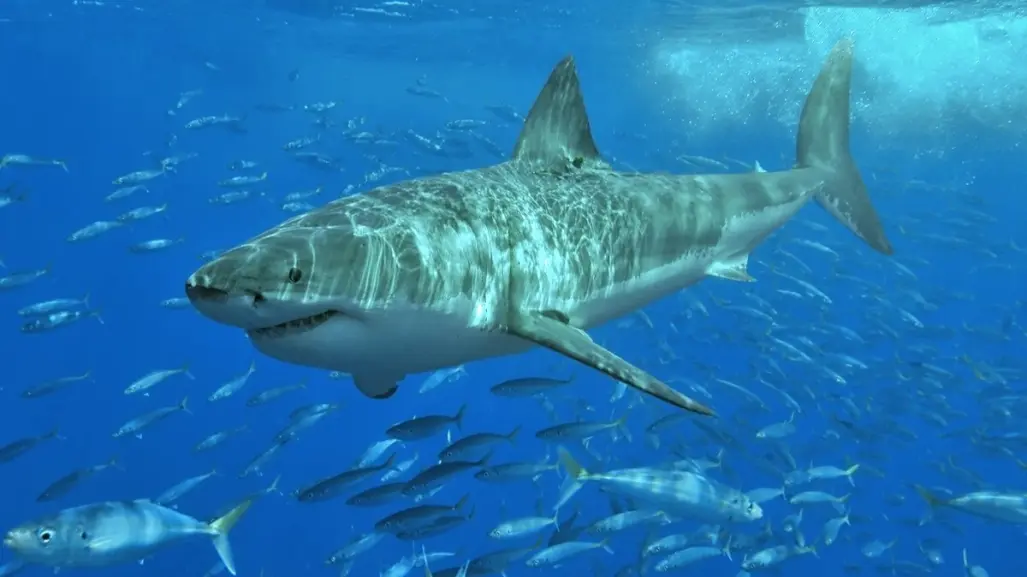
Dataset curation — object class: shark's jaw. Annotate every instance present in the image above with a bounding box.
[183,282,342,333]
[185,282,529,375]
[247,310,340,338]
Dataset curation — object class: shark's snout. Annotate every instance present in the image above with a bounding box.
[185,274,277,330]
[184,281,229,303]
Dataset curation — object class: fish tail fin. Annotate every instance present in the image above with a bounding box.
[208,498,254,576]
[557,446,588,480]
[264,474,283,496]
[614,414,633,444]
[645,433,660,450]
[797,38,892,255]
[453,493,470,510]
[913,484,946,508]
[179,396,192,415]
[598,538,614,555]
[608,405,633,443]
[832,493,851,514]
[506,425,522,442]
[554,446,588,512]
[182,363,195,380]
[453,403,467,431]
[845,463,860,486]
[419,545,431,576]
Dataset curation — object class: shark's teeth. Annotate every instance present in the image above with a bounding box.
[250,310,338,338]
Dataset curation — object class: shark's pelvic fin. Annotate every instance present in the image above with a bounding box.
[504,310,716,417]
[512,56,601,166]
[797,39,893,256]
[354,375,399,399]
[707,256,756,282]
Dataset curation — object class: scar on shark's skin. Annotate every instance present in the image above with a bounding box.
[185,39,892,416]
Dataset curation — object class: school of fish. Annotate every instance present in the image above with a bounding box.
[0,10,1022,577]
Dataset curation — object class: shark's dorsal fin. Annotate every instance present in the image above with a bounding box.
[513,56,600,165]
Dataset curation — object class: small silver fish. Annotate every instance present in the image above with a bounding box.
[3,498,251,574]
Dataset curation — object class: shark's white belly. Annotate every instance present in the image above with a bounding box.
[567,253,713,329]
[248,297,531,378]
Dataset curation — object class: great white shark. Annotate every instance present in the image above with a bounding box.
[184,39,892,416]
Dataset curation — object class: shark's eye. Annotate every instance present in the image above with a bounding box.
[287,267,303,283]
[37,529,53,543]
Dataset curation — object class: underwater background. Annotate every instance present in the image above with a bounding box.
[1,0,1025,576]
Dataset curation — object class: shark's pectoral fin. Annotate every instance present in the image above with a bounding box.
[707,257,755,282]
[505,310,716,416]
[354,375,399,399]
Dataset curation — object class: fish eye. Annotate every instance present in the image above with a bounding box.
[79,531,89,540]
[37,529,53,544]
[287,267,303,283]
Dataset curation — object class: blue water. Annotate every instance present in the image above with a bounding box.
[2,1,1025,576]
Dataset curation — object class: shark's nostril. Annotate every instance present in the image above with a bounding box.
[185,283,228,302]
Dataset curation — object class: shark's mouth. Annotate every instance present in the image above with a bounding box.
[249,310,340,338]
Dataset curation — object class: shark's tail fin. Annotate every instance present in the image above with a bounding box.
[796,39,893,255]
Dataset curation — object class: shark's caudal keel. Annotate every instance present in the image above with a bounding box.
[184,39,891,415]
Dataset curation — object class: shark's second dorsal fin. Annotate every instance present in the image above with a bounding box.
[512,56,600,166]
